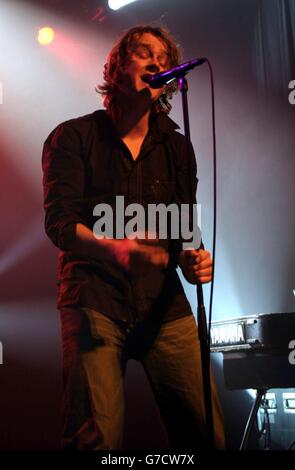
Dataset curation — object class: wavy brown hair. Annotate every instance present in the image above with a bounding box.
[96,25,181,120]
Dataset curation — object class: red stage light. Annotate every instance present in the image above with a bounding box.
[38,27,55,45]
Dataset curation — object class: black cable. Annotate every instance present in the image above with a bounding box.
[204,59,217,352]
[263,407,271,450]
[260,396,272,450]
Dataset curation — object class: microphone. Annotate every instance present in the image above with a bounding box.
[141,58,206,89]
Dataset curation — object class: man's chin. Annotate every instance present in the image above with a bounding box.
[138,86,152,97]
[122,85,158,105]
[129,87,155,104]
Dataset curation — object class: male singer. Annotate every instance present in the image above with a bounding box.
[42,25,224,450]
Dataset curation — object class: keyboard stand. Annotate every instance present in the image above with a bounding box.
[240,388,267,450]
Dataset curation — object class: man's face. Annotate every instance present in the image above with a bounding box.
[121,32,170,102]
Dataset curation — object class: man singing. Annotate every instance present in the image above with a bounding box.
[42,25,224,450]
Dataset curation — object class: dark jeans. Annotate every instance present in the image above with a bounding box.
[60,307,225,450]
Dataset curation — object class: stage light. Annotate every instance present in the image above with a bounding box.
[38,26,55,45]
[108,0,137,11]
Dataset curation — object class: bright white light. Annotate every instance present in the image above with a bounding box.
[108,0,137,11]
[247,389,257,399]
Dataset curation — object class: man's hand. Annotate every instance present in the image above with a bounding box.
[112,238,169,276]
[177,249,213,284]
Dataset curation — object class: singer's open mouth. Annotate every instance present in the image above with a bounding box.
[141,73,154,84]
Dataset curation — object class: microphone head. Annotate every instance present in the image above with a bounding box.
[141,73,167,89]
[141,59,206,90]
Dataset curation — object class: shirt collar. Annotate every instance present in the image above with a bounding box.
[94,109,179,143]
[149,112,180,142]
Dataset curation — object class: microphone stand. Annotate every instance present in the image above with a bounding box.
[178,75,215,449]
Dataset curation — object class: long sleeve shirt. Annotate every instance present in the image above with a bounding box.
[42,109,201,325]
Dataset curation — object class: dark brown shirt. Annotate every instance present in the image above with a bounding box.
[42,110,200,325]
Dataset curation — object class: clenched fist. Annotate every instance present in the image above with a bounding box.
[178,249,213,284]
